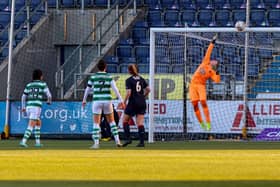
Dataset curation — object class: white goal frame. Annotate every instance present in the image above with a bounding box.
[148,27,280,143]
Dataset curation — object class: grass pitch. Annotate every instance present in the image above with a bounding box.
[0,139,280,187]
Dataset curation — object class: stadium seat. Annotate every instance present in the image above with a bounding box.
[94,0,108,7]
[212,0,230,9]
[222,46,236,58]
[169,46,184,64]
[258,48,273,59]
[250,9,268,27]
[15,29,27,44]
[0,29,9,45]
[188,45,203,61]
[77,0,93,7]
[137,63,149,73]
[61,0,75,7]
[144,0,160,7]
[250,0,266,8]
[134,21,148,28]
[263,0,279,8]
[149,20,166,27]
[0,0,9,10]
[268,9,280,27]
[155,46,168,59]
[195,0,212,9]
[232,9,246,23]
[229,0,245,9]
[178,0,196,10]
[161,0,175,9]
[180,9,197,27]
[106,64,118,73]
[15,0,26,11]
[147,10,162,26]
[0,11,11,29]
[14,12,27,29]
[248,64,259,78]
[118,38,134,46]
[164,10,180,26]
[135,45,149,59]
[215,9,233,27]
[137,57,149,64]
[172,64,185,73]
[30,11,44,26]
[156,64,170,73]
[132,28,148,44]
[116,45,133,58]
[119,57,136,64]
[31,0,43,8]
[111,0,127,6]
[103,55,119,64]
[197,9,215,27]
[47,0,58,8]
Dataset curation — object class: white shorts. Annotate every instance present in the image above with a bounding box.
[92,101,113,115]
[26,106,42,120]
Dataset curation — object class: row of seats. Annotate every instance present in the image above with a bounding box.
[1,0,279,10]
[147,9,280,27]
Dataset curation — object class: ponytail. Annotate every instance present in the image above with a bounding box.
[128,64,138,76]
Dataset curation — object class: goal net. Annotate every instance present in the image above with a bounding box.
[148,27,280,142]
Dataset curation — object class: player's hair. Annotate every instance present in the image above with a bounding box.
[98,60,107,71]
[128,64,138,76]
[32,69,43,80]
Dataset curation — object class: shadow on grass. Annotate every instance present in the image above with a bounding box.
[0,180,280,187]
[1,139,280,150]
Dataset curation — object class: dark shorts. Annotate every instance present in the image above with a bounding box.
[125,103,146,116]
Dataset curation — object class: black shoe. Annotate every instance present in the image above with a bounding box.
[136,143,145,147]
[122,140,132,147]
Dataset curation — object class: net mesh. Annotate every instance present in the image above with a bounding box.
[150,30,280,141]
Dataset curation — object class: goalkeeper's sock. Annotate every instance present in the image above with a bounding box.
[123,122,131,141]
[92,123,100,145]
[34,126,41,145]
[200,122,206,130]
[109,122,120,144]
[22,125,33,144]
[138,125,145,145]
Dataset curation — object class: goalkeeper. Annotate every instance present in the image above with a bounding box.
[189,34,220,131]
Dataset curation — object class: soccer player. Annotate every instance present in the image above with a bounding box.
[82,60,124,149]
[189,34,220,131]
[19,69,52,147]
[122,64,150,147]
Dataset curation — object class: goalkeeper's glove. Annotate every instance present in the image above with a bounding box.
[211,34,218,44]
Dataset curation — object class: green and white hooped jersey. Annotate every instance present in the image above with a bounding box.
[87,72,113,101]
[23,80,49,108]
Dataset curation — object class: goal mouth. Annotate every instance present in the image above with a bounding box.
[148,27,280,142]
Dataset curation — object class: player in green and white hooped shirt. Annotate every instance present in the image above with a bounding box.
[82,60,125,149]
[20,69,52,148]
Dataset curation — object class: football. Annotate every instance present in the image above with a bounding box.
[235,21,246,32]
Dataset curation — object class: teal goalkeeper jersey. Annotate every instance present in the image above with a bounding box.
[87,72,113,101]
[23,80,49,108]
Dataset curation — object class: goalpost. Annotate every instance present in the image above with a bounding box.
[148,27,280,142]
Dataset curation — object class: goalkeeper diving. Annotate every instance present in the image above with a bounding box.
[189,34,220,131]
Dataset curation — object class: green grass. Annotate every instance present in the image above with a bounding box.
[1,139,280,187]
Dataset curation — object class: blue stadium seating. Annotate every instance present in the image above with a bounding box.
[118,38,134,46]
[161,0,175,9]
[137,63,149,73]
[30,11,44,26]
[119,57,136,64]
[31,0,43,8]
[195,0,212,9]
[0,0,9,10]
[180,9,197,27]
[144,0,160,7]
[188,46,203,61]
[156,64,170,73]
[197,9,214,26]
[263,0,279,8]
[172,64,184,73]
[268,9,280,26]
[178,0,196,10]
[47,0,58,8]
[169,46,184,64]
[215,9,232,27]
[15,12,27,28]
[164,10,180,26]
[135,45,149,59]
[258,48,273,59]
[104,55,119,64]
[132,28,148,44]
[61,0,75,7]
[116,45,133,58]
[0,11,11,29]
[229,0,245,9]
[155,46,168,58]
[250,9,268,26]
[77,0,93,7]
[0,47,8,61]
[15,0,26,11]
[250,0,266,8]
[111,0,127,6]
[212,0,230,9]
[106,64,118,73]
[232,9,246,23]
[147,10,162,26]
